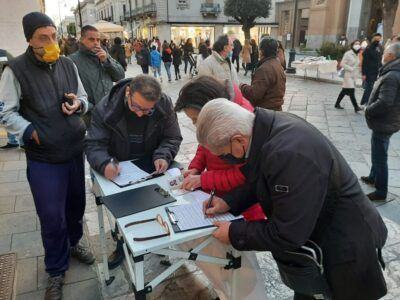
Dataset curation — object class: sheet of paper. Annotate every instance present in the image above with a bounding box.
[169,190,242,231]
[112,161,150,186]
[166,167,181,177]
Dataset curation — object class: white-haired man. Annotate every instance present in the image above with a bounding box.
[196,98,387,299]
[362,42,400,201]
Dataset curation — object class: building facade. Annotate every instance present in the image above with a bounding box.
[92,0,278,45]
[74,0,97,35]
[276,0,400,50]
[59,16,77,38]
[0,0,46,55]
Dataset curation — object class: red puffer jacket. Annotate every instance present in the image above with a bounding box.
[189,86,265,221]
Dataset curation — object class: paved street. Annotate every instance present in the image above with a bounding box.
[1,62,400,299]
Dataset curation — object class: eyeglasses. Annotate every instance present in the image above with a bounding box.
[128,95,155,116]
[125,214,170,242]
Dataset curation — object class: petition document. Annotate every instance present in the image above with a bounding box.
[111,161,150,187]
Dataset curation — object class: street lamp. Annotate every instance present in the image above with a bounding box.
[286,0,299,74]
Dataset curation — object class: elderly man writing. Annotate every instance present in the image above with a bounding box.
[196,99,387,299]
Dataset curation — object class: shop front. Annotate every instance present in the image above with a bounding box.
[170,25,215,48]
[223,25,274,44]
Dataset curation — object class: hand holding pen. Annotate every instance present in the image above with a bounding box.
[104,157,121,180]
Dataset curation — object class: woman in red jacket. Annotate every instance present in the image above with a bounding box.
[174,75,265,221]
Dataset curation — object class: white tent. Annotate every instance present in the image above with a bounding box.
[92,20,124,33]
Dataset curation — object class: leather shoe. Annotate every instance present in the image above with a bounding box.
[360,176,375,186]
[71,243,95,265]
[367,192,386,202]
[334,104,344,109]
[45,274,64,300]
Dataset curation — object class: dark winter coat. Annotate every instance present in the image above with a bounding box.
[226,108,388,299]
[362,42,383,80]
[109,44,127,70]
[366,58,400,134]
[172,47,182,65]
[85,79,182,174]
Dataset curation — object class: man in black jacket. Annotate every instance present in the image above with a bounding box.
[361,33,383,105]
[196,99,388,300]
[362,43,400,201]
[0,13,94,300]
[85,75,182,266]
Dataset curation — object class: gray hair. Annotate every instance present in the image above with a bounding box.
[196,98,255,149]
[129,75,161,102]
[385,42,400,58]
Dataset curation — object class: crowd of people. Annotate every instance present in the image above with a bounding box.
[0,11,400,300]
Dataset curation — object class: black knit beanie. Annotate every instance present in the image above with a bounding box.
[22,12,56,42]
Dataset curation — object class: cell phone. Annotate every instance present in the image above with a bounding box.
[62,94,74,106]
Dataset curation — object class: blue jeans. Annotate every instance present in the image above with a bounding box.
[7,132,18,145]
[164,62,172,81]
[152,66,161,78]
[368,132,392,197]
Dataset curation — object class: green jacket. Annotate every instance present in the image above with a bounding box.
[69,47,125,109]
[0,49,13,77]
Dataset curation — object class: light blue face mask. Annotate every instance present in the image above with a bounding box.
[228,51,233,59]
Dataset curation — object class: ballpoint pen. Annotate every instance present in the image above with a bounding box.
[204,189,215,217]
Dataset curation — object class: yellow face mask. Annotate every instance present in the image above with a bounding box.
[42,43,60,63]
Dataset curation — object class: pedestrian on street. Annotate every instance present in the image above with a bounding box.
[171,43,182,80]
[161,43,173,82]
[182,38,194,74]
[232,39,242,73]
[362,43,400,201]
[110,37,127,71]
[0,12,94,300]
[250,39,259,75]
[85,75,182,267]
[360,33,383,106]
[334,40,363,112]
[0,48,19,150]
[196,43,210,67]
[241,39,252,76]
[277,40,287,70]
[239,37,286,111]
[125,40,133,64]
[137,44,150,74]
[198,35,239,98]
[196,98,388,300]
[150,45,162,82]
[69,25,125,126]
[63,36,79,56]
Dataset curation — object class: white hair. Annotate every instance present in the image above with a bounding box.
[385,42,400,58]
[196,98,255,149]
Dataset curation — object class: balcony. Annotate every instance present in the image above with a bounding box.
[200,3,221,17]
[124,3,156,20]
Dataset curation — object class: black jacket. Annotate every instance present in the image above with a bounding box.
[225,109,387,299]
[162,49,172,63]
[85,78,182,174]
[172,48,182,65]
[362,43,383,80]
[366,58,400,134]
[8,48,86,163]
[110,44,127,70]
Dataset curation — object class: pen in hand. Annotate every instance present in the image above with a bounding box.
[204,189,215,218]
[110,158,120,176]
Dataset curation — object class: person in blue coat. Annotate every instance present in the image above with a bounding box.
[150,45,162,82]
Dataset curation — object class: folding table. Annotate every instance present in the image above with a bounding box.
[91,167,242,300]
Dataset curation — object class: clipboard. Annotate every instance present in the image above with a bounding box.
[101,184,177,218]
[165,206,243,233]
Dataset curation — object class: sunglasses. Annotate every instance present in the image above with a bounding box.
[128,95,155,116]
[125,214,170,242]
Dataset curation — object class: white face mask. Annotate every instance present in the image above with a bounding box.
[353,45,361,51]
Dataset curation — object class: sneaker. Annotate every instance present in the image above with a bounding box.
[70,243,95,265]
[0,143,19,150]
[45,274,64,300]
[334,104,344,109]
[367,192,386,202]
[360,176,375,186]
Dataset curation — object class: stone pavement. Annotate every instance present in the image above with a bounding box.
[1,62,400,300]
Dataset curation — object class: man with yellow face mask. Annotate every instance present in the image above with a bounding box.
[0,12,93,300]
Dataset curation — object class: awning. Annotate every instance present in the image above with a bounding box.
[91,20,124,33]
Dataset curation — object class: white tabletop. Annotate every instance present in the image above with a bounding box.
[92,167,217,257]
